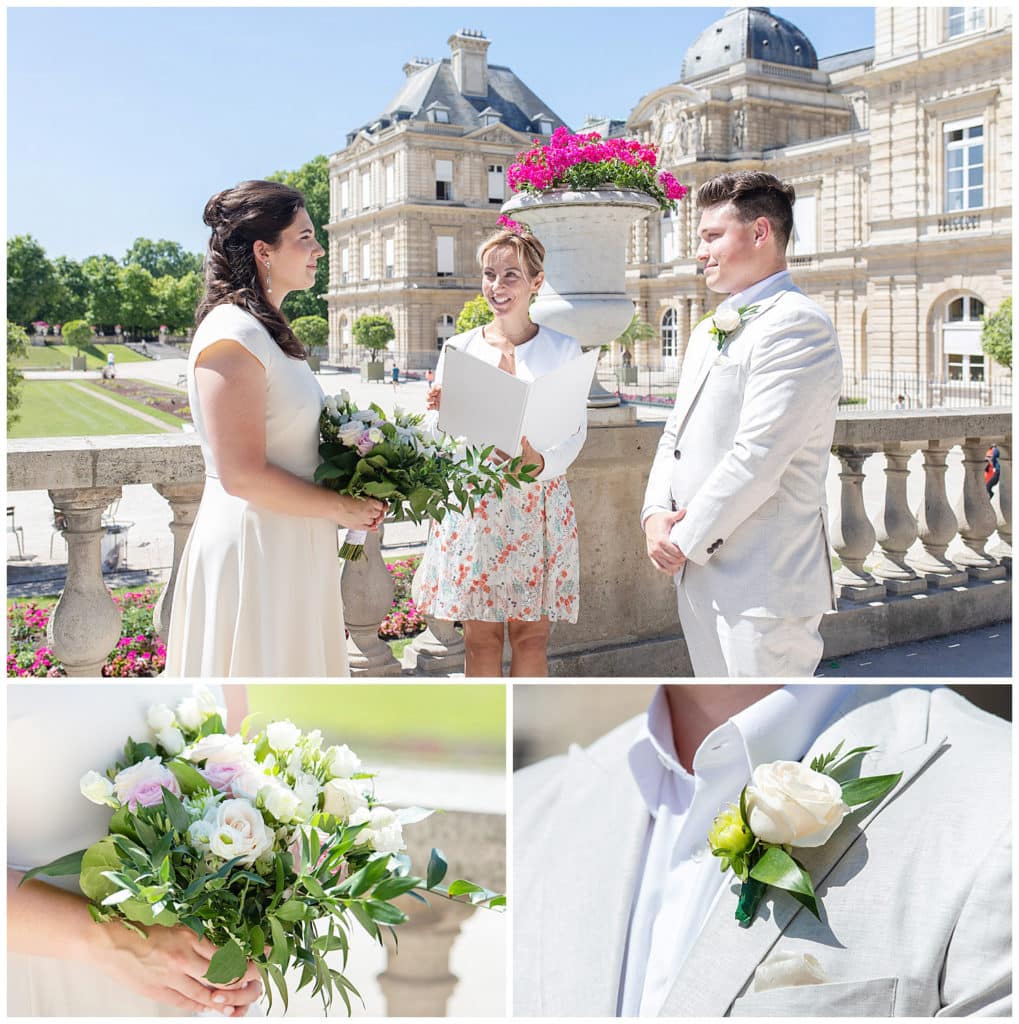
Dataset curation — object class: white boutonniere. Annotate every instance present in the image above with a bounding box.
[706,740,902,926]
[708,303,760,351]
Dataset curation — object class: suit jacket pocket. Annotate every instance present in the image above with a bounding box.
[728,976,898,1017]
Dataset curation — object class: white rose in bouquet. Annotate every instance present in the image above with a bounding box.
[303,729,324,753]
[155,726,186,756]
[338,422,364,446]
[292,772,322,820]
[175,696,204,730]
[324,744,361,779]
[745,761,849,848]
[230,766,271,803]
[324,395,338,417]
[188,733,252,766]
[266,720,302,753]
[322,778,367,819]
[207,799,274,866]
[262,783,303,824]
[350,806,405,855]
[146,704,176,732]
[80,770,116,806]
[713,306,742,333]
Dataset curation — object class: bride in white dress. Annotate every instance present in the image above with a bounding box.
[7,684,262,1017]
[164,180,386,677]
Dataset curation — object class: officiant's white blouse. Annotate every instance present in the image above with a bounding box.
[434,325,586,480]
[619,684,850,1017]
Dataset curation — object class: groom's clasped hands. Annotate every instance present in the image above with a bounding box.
[645,507,688,574]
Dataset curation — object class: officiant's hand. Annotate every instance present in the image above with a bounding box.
[645,509,688,574]
[519,436,545,476]
[426,386,441,411]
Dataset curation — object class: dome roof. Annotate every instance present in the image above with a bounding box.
[682,7,818,81]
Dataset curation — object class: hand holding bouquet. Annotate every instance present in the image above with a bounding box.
[25,691,503,1014]
[317,390,538,560]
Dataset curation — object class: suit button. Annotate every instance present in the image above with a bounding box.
[715,539,723,548]
[673,449,682,460]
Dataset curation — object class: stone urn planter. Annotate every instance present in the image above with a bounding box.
[70,355,87,371]
[621,366,638,386]
[501,187,659,407]
[362,360,385,382]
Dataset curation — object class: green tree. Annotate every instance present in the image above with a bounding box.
[49,256,89,324]
[118,264,159,337]
[83,254,122,332]
[352,313,395,363]
[153,273,201,334]
[456,294,494,334]
[981,297,1012,370]
[62,319,93,353]
[123,237,203,278]
[6,235,60,325]
[7,321,29,425]
[291,314,329,352]
[268,155,329,321]
[611,313,655,356]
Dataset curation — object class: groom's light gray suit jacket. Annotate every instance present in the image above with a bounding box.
[513,687,1011,1016]
[640,277,842,617]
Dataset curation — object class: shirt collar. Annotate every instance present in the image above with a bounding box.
[629,685,852,817]
[720,268,793,312]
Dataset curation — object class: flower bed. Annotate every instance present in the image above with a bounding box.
[7,587,166,677]
[379,557,426,640]
[95,379,192,420]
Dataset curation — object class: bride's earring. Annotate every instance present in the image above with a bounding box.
[264,259,272,295]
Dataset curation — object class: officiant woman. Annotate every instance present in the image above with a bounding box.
[413,229,586,676]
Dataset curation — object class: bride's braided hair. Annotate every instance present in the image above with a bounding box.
[196,180,308,359]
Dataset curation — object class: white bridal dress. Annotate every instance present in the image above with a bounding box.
[7,683,226,1017]
[164,303,349,677]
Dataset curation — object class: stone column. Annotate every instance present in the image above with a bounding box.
[378,895,474,1016]
[829,447,886,600]
[952,437,1006,579]
[870,443,925,594]
[341,525,401,676]
[403,615,466,674]
[47,487,123,676]
[909,441,968,586]
[991,438,1011,566]
[151,482,204,641]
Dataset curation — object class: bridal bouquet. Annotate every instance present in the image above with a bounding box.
[317,390,536,560]
[24,691,503,1014]
[505,126,688,213]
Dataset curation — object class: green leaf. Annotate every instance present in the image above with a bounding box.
[204,939,247,985]
[198,714,225,738]
[269,916,290,969]
[274,900,307,922]
[167,758,211,796]
[749,847,819,919]
[371,875,421,901]
[79,838,123,902]
[840,772,902,807]
[447,879,484,897]
[249,924,265,960]
[267,961,289,1014]
[19,848,85,885]
[426,848,448,890]
[365,900,408,925]
[120,897,178,928]
[160,786,191,834]
[340,855,391,898]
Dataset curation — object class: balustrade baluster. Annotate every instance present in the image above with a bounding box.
[952,437,1006,580]
[909,440,969,586]
[871,442,925,593]
[404,615,466,674]
[341,524,402,676]
[47,487,122,676]
[152,482,204,641]
[829,446,886,600]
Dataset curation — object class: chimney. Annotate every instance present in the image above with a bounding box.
[403,56,435,78]
[448,28,490,97]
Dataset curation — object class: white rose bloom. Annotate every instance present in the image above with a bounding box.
[338,422,363,446]
[262,784,303,824]
[146,704,176,732]
[349,805,405,854]
[713,307,742,332]
[175,696,204,730]
[324,743,361,779]
[367,427,384,444]
[187,733,253,766]
[286,749,305,779]
[80,770,116,806]
[156,726,186,756]
[266,720,302,753]
[293,772,322,819]
[322,778,368,819]
[324,395,338,416]
[745,761,849,848]
[207,799,274,866]
[303,729,324,753]
[231,767,271,803]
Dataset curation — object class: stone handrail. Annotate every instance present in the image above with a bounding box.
[7,408,1011,676]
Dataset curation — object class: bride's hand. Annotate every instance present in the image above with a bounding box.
[92,921,263,1016]
[335,495,387,531]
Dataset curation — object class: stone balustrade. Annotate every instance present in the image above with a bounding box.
[7,408,1011,676]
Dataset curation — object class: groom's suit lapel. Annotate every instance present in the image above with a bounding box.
[671,287,790,439]
[540,721,648,1016]
[658,687,948,1017]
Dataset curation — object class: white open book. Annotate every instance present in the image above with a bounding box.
[437,347,599,456]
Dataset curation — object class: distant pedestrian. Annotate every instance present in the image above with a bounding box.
[426,368,435,386]
[391,365,400,388]
[985,444,1000,497]
[893,394,906,410]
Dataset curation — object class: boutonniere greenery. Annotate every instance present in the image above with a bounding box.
[707,303,760,350]
[707,741,902,926]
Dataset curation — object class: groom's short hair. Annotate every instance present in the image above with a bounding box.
[697,172,796,250]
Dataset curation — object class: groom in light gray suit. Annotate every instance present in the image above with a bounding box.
[514,685,1011,1016]
[642,171,842,677]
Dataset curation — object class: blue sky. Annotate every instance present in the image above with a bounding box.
[7,6,876,262]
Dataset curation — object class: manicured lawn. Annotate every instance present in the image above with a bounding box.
[12,343,148,370]
[7,380,178,438]
[83,382,184,428]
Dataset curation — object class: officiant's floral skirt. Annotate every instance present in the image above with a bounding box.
[413,475,579,622]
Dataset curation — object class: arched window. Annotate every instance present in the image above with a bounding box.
[661,309,678,362]
[943,295,986,382]
[437,314,455,351]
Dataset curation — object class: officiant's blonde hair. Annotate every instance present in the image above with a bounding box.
[477,230,546,282]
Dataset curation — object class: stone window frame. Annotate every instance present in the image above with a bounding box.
[487,163,505,204]
[360,238,372,281]
[383,236,396,280]
[945,6,986,41]
[942,115,985,213]
[435,158,454,202]
[924,88,998,216]
[660,308,678,358]
[436,234,456,278]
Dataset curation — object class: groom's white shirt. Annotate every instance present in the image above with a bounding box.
[620,685,847,1016]
[514,685,1011,1016]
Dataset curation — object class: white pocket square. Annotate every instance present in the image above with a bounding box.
[753,950,828,992]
